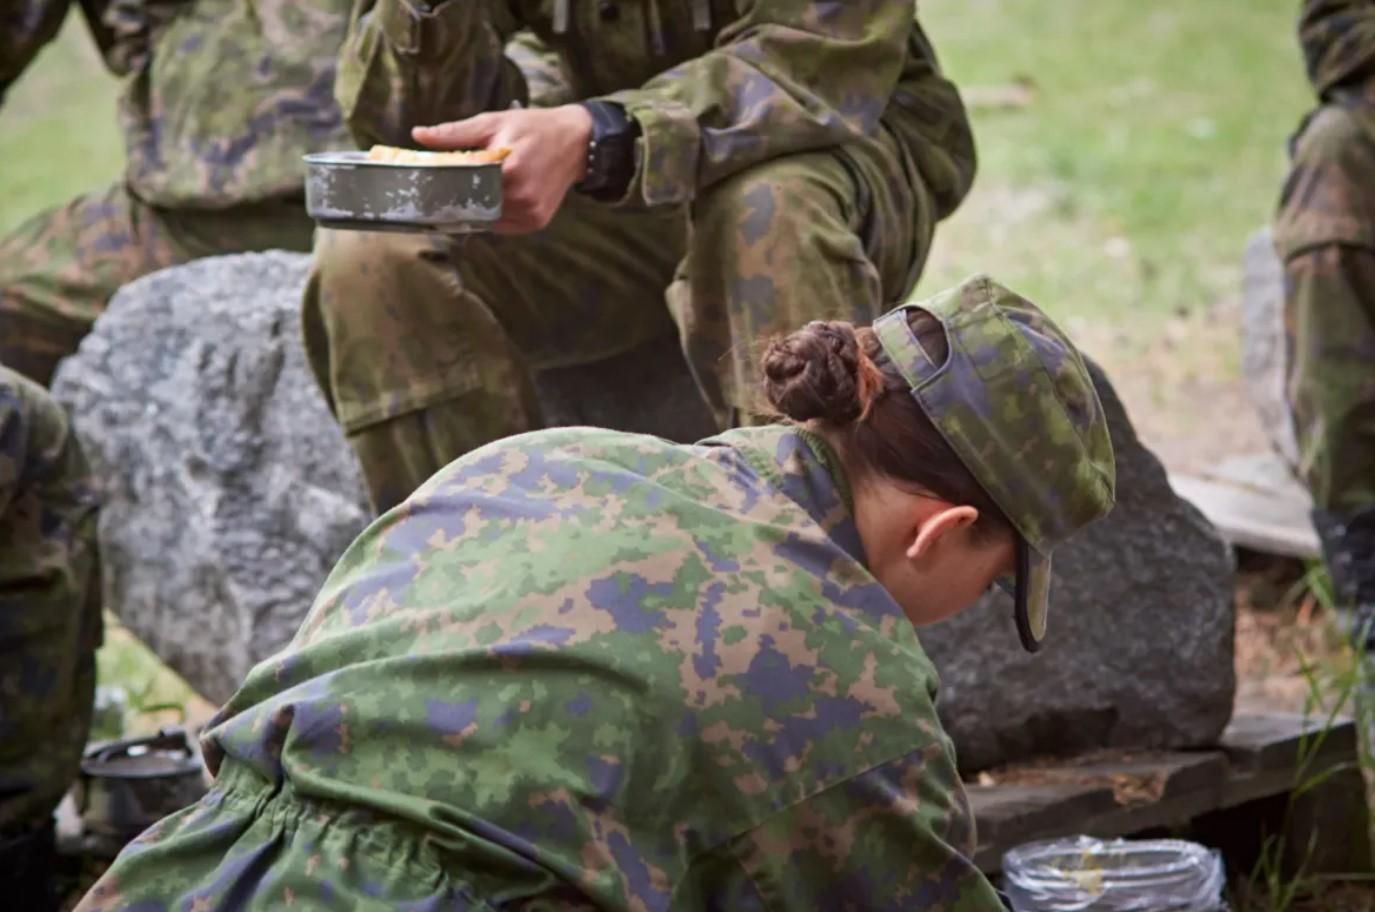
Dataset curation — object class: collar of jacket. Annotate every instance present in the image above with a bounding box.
[706,425,867,568]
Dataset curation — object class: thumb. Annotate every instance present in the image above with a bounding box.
[413,113,498,150]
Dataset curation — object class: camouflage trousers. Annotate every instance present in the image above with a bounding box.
[1274,101,1375,516]
[0,364,101,906]
[0,183,316,385]
[303,126,937,511]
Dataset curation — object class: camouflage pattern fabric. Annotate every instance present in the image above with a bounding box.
[0,184,316,385]
[1299,0,1375,98]
[77,424,1007,911]
[874,276,1115,556]
[1274,0,1375,515]
[309,0,974,511]
[0,0,351,383]
[0,363,101,834]
[874,276,1115,645]
[1,0,352,209]
[337,0,975,217]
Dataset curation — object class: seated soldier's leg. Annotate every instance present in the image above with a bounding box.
[1274,103,1375,640]
[668,126,936,427]
[0,184,315,385]
[302,199,686,513]
[0,366,101,912]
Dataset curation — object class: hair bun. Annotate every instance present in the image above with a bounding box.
[762,321,870,424]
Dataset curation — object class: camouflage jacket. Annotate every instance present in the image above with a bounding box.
[202,425,1004,909]
[338,0,977,217]
[0,0,351,208]
[0,365,101,830]
[1299,0,1375,102]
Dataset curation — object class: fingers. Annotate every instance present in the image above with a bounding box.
[413,113,498,150]
[494,183,564,235]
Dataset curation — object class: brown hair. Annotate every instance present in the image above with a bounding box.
[760,314,1012,538]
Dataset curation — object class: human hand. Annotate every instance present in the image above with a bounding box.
[413,105,593,235]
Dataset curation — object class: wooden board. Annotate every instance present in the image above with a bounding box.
[1169,452,1320,559]
[968,751,1228,872]
[1216,711,1358,808]
[967,712,1359,873]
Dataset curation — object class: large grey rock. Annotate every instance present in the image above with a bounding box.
[54,251,1236,772]
[919,361,1237,772]
[1241,226,1299,468]
[51,253,373,705]
[49,252,716,704]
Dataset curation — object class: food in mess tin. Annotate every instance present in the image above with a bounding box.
[366,145,512,166]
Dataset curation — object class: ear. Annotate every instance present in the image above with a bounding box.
[907,505,980,562]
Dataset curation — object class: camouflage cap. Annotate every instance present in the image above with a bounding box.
[872,275,1116,652]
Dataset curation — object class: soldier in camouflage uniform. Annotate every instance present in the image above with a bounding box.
[74,275,1116,911]
[303,0,978,512]
[1273,0,1375,640]
[0,0,353,386]
[0,364,102,912]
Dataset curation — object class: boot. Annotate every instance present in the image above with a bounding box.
[1312,506,1375,650]
[0,818,59,912]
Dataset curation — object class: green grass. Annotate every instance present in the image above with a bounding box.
[92,619,208,741]
[918,0,1313,324]
[0,16,123,234]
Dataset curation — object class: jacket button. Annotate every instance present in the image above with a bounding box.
[598,1,619,21]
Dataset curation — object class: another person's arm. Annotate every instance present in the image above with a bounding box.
[414,0,913,232]
[333,0,530,147]
[597,0,915,208]
[1298,0,1375,97]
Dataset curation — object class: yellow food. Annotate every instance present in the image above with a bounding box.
[366,145,511,166]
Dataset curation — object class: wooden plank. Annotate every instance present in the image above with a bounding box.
[1219,712,1356,770]
[966,714,1362,873]
[968,751,1228,872]
[1170,470,1320,559]
[1216,712,1358,808]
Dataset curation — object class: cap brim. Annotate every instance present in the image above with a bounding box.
[1013,540,1052,653]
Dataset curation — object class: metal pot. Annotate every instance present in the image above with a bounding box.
[72,727,208,854]
[304,151,503,234]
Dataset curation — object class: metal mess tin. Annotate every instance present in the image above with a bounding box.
[73,727,208,856]
[304,151,503,234]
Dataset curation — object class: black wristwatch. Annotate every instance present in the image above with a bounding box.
[575,100,641,202]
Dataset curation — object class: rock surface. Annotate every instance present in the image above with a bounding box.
[54,251,1236,770]
[51,253,372,705]
[1241,226,1299,468]
[919,360,1237,772]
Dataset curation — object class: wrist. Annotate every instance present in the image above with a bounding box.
[557,104,595,184]
[575,100,640,202]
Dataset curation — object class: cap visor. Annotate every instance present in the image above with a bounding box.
[1014,540,1053,653]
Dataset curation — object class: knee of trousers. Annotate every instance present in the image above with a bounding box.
[691,156,866,267]
[1276,104,1375,258]
[687,147,920,318]
[307,228,448,330]
[304,229,504,433]
[689,156,879,325]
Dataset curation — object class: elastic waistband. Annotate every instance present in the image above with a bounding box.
[210,760,450,883]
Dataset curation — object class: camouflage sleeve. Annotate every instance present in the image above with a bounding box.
[0,364,102,832]
[600,0,913,208]
[333,0,531,147]
[0,0,74,105]
[1298,0,1375,97]
[724,743,1005,910]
